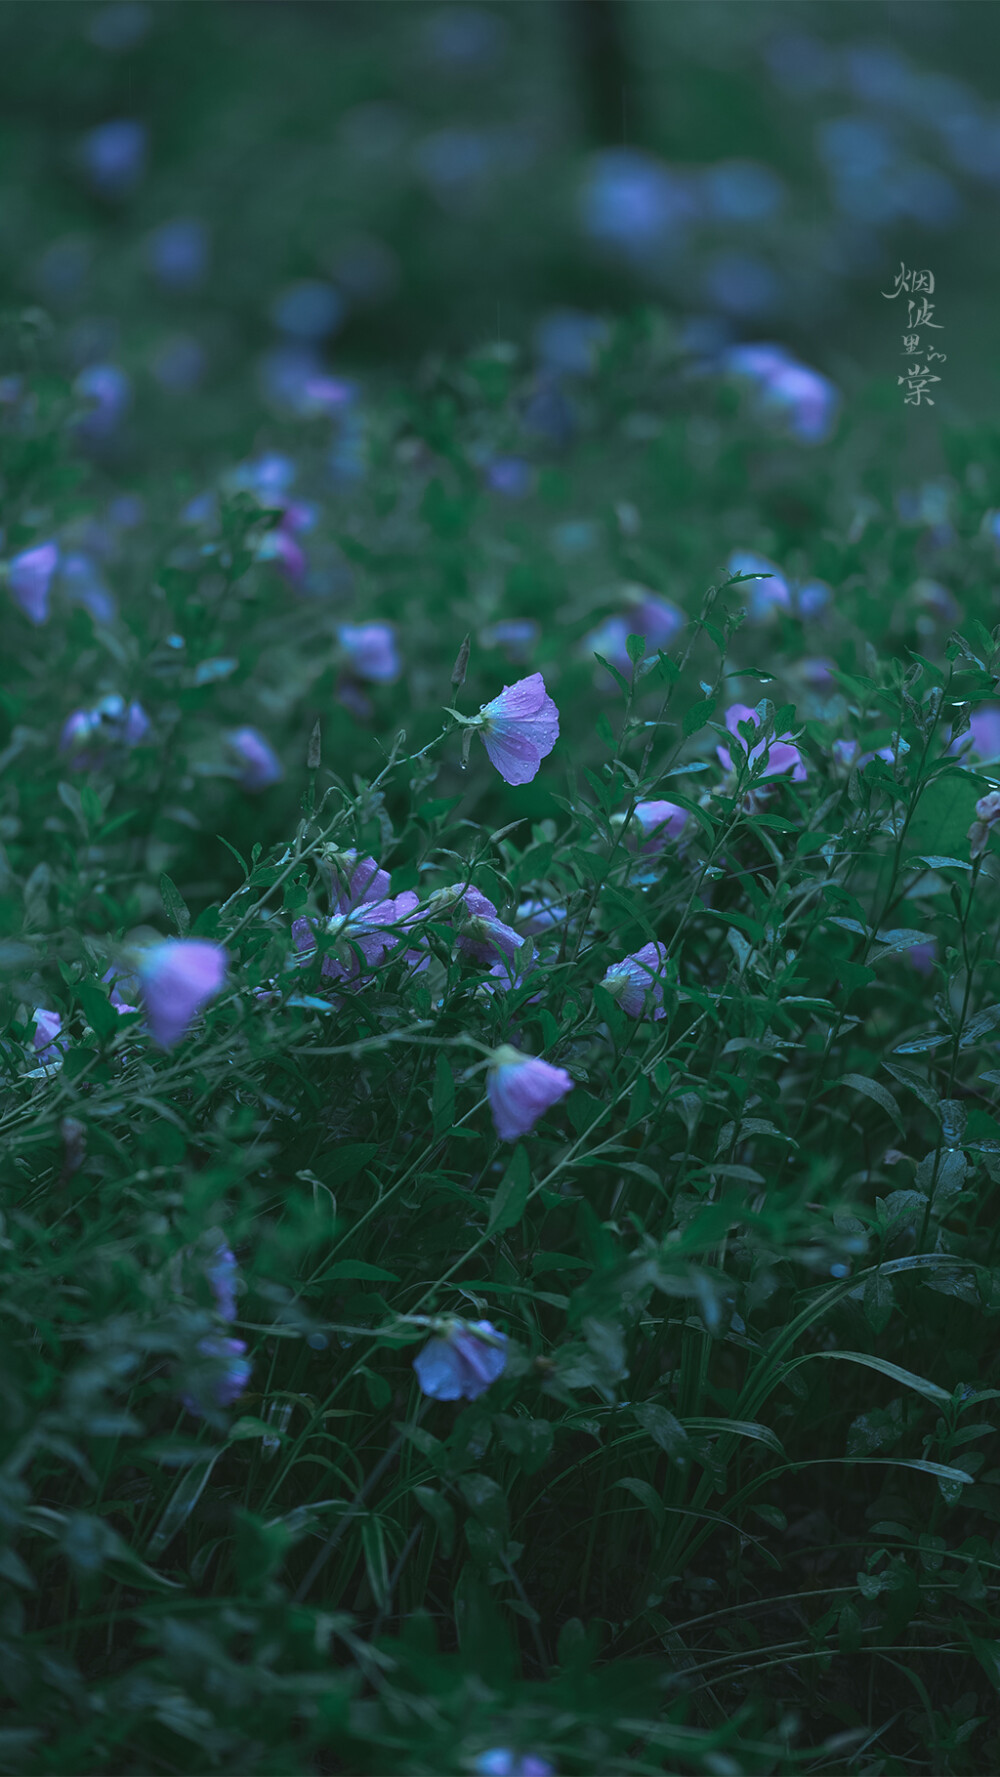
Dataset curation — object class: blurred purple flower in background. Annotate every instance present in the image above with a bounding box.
[726,550,791,621]
[180,1334,251,1417]
[700,159,786,223]
[138,940,228,1048]
[477,672,559,785]
[533,308,610,377]
[579,149,698,261]
[77,119,148,200]
[722,342,840,443]
[205,1242,239,1322]
[601,941,669,1020]
[270,280,345,343]
[718,704,807,781]
[487,1044,572,1141]
[145,217,210,292]
[485,457,535,500]
[479,618,539,662]
[72,363,131,442]
[471,1753,555,1777]
[57,553,116,624]
[228,727,284,792]
[413,1318,508,1401]
[59,695,149,769]
[8,541,59,624]
[337,622,400,684]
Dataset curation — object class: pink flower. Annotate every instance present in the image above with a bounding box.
[717,703,806,781]
[487,1043,573,1142]
[428,883,525,970]
[413,1318,508,1401]
[477,672,559,786]
[228,727,283,791]
[138,940,228,1048]
[8,542,59,625]
[601,941,669,1019]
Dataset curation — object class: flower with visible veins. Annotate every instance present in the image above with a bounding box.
[486,1043,573,1141]
[600,941,669,1019]
[473,672,559,786]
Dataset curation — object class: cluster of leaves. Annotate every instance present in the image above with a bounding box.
[2,311,1000,1776]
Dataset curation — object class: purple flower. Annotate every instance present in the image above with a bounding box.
[433,885,525,970]
[205,1242,239,1321]
[72,364,131,442]
[955,706,1000,761]
[256,527,307,588]
[413,1318,508,1402]
[907,941,937,978]
[516,897,567,934]
[726,551,791,620]
[487,1043,573,1142]
[78,118,147,200]
[145,217,210,291]
[8,542,59,624]
[58,552,117,625]
[472,1754,555,1777]
[601,941,669,1020]
[477,673,559,786]
[59,695,149,768]
[722,342,839,444]
[759,361,839,443]
[138,940,228,1048]
[180,1334,251,1417]
[292,865,421,988]
[796,580,832,621]
[485,457,535,500]
[337,622,400,684]
[717,703,807,782]
[102,966,139,1016]
[32,1008,67,1063]
[618,800,689,850]
[228,728,283,792]
[479,618,539,662]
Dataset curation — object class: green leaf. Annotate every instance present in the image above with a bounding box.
[487,1145,532,1235]
[684,696,716,737]
[625,632,646,664]
[146,1452,224,1559]
[432,1053,455,1136]
[160,873,191,936]
[327,1144,379,1184]
[325,1261,400,1283]
[75,982,119,1042]
[612,1477,664,1528]
[837,1073,905,1135]
[791,1349,952,1406]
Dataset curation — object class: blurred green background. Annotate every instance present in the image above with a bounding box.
[2,0,998,476]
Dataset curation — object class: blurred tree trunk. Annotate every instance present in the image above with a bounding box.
[561,0,635,147]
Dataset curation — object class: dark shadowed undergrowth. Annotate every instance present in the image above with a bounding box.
[2,310,1000,1776]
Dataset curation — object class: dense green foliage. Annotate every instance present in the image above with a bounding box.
[3,304,1000,1775]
